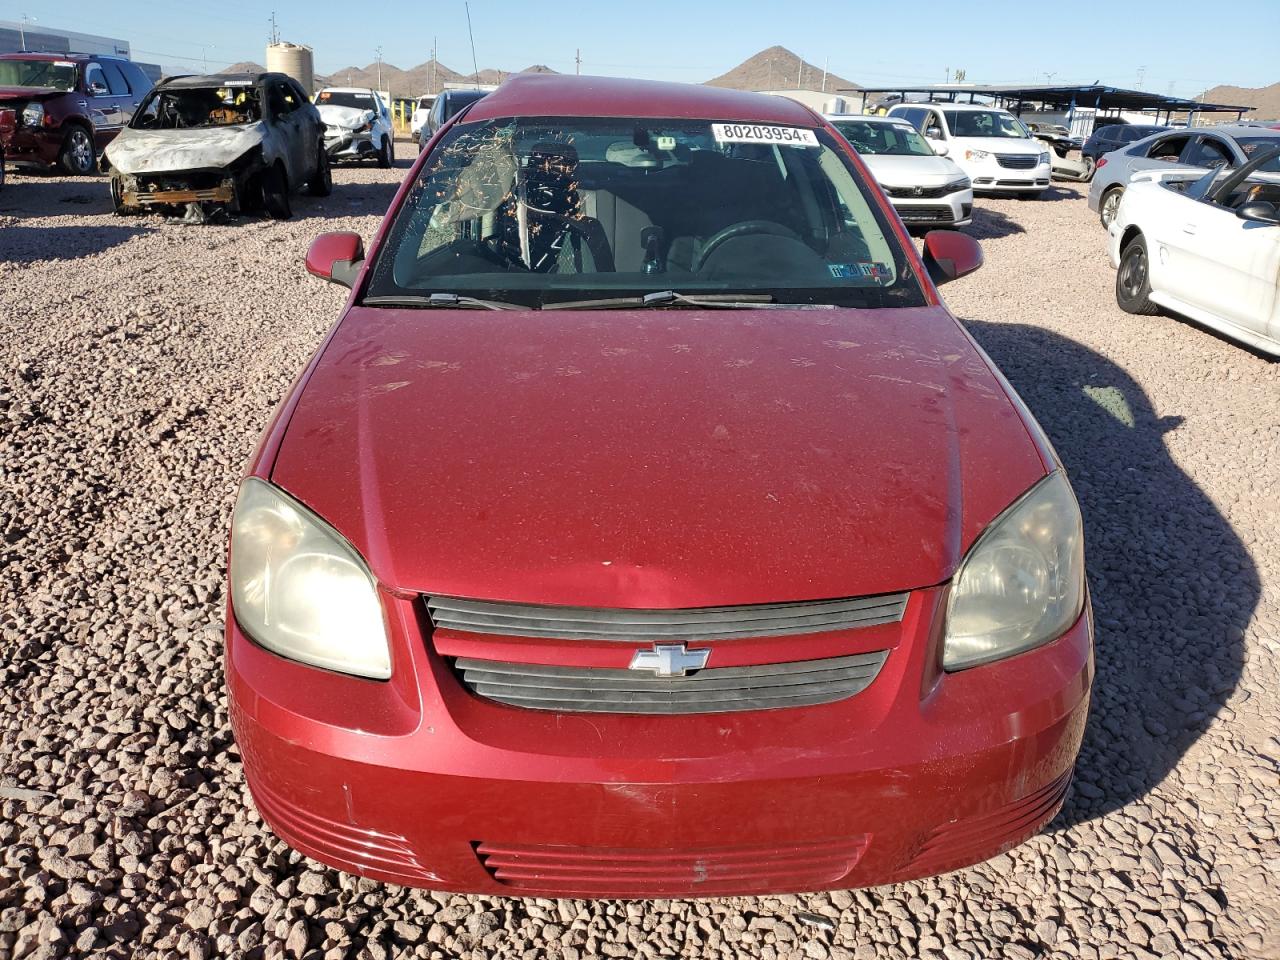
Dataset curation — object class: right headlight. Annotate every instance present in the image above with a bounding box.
[943,471,1085,671]
[230,478,391,679]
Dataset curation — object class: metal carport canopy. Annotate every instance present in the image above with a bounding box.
[842,83,1252,120]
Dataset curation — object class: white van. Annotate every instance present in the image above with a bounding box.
[888,102,1051,198]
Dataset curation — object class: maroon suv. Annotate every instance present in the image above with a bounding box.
[0,53,153,175]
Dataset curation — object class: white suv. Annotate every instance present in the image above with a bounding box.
[888,102,1050,198]
[313,87,395,167]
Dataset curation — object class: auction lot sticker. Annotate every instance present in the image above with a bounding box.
[712,123,819,146]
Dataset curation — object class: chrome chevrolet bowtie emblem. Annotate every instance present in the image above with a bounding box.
[628,644,710,678]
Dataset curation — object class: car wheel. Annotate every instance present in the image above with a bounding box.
[1100,187,1123,228]
[263,164,292,220]
[59,126,96,176]
[307,144,332,197]
[1081,156,1096,182]
[1116,236,1161,316]
[110,175,140,216]
[378,135,393,168]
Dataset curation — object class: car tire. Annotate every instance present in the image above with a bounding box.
[378,135,393,168]
[1116,236,1161,316]
[59,126,97,176]
[1100,187,1124,228]
[1081,156,1096,182]
[307,144,332,197]
[263,164,292,220]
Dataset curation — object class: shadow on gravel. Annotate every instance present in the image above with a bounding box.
[965,208,1026,239]
[964,320,1254,827]
[0,224,152,262]
[1034,185,1081,202]
[0,174,112,218]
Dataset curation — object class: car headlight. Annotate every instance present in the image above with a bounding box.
[1039,151,1052,165]
[964,148,990,162]
[230,478,391,679]
[943,177,972,192]
[943,471,1085,671]
[22,102,44,127]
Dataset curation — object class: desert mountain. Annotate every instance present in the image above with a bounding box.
[1198,82,1280,121]
[707,46,858,93]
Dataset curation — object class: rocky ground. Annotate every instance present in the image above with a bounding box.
[1,163,1277,960]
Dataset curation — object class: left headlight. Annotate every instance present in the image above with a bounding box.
[22,102,44,127]
[230,478,392,679]
[1039,151,1052,165]
[943,471,1085,671]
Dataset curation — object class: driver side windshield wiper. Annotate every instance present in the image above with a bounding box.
[362,293,525,311]
[546,290,779,311]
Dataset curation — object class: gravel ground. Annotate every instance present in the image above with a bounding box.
[1,164,1278,960]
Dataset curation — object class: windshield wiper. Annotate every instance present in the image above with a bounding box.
[361,293,524,311]
[547,290,780,311]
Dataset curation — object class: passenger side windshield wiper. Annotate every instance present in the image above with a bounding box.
[546,290,781,311]
[361,293,525,311]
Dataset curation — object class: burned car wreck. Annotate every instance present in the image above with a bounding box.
[102,72,330,222]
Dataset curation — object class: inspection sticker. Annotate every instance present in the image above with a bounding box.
[711,123,819,147]
[829,262,892,281]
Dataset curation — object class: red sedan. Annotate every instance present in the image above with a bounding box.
[226,74,1092,897]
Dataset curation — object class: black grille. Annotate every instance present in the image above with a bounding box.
[453,650,889,714]
[897,205,956,223]
[426,593,908,642]
[884,184,952,199]
[996,154,1038,169]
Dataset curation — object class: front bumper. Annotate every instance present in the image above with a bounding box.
[970,160,1052,193]
[325,129,376,159]
[227,587,1092,897]
[886,187,974,227]
[4,127,61,167]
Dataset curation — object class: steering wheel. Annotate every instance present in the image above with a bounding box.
[692,220,801,273]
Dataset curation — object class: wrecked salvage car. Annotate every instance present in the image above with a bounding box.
[314,87,394,167]
[102,72,330,222]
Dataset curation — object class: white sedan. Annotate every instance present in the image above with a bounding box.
[827,115,973,227]
[1109,145,1280,356]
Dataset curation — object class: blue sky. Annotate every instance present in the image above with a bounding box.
[23,1,1280,98]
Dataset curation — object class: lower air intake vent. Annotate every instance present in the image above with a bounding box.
[454,650,888,714]
[475,836,870,895]
[427,593,909,642]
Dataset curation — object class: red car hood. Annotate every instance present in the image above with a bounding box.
[270,305,1047,608]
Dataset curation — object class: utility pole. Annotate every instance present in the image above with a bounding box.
[575,48,581,75]
[268,11,280,45]
[201,43,214,73]
[375,45,383,94]
[821,57,828,93]
[1136,65,1147,89]
[430,36,437,93]
[945,67,951,84]
[465,1,480,87]
[797,60,803,89]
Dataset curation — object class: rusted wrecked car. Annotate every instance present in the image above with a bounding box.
[101,71,330,222]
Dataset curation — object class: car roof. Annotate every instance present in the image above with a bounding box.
[466,73,819,125]
[0,52,119,63]
[1194,124,1280,139]
[160,72,287,89]
[824,114,911,125]
[318,86,379,94]
[892,101,1013,113]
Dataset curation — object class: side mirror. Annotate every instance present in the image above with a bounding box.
[931,141,949,156]
[88,81,109,96]
[306,232,365,288]
[922,230,983,286]
[1237,200,1280,225]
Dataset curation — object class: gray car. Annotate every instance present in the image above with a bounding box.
[1087,124,1280,228]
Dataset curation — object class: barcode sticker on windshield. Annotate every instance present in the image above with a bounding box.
[712,124,819,147]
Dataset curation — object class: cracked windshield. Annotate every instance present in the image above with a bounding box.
[366,118,926,308]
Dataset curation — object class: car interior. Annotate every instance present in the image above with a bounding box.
[388,123,899,292]
[133,87,263,129]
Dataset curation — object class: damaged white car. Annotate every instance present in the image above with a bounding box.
[102,72,330,222]
[314,87,394,167]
